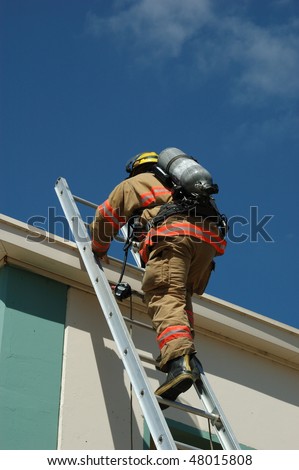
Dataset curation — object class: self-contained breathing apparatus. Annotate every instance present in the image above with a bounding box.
[114,147,228,300]
[151,147,228,238]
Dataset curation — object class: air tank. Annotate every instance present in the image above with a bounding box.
[158,147,218,196]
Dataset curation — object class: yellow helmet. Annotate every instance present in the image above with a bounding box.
[126,152,158,177]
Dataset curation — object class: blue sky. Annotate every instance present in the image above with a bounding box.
[1,0,299,329]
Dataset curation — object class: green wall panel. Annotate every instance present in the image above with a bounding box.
[0,265,67,449]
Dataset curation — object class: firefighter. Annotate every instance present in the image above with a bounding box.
[90,151,226,405]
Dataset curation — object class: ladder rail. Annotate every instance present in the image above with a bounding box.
[193,362,241,449]
[55,177,177,450]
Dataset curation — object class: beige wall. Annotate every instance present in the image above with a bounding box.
[58,286,299,450]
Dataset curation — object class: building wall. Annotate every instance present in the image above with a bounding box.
[197,336,299,450]
[58,286,299,451]
[0,265,67,450]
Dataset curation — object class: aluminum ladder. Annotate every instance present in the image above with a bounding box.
[55,176,241,451]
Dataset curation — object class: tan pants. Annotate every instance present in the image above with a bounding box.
[141,236,216,371]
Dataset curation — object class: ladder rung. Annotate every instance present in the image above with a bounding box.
[84,219,124,242]
[123,316,154,331]
[74,195,98,209]
[156,396,221,426]
[175,440,200,450]
[138,351,157,366]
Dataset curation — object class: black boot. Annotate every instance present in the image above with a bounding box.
[155,355,193,409]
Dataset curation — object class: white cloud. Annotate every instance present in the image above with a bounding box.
[86,0,212,57]
[218,17,299,101]
[86,0,299,101]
